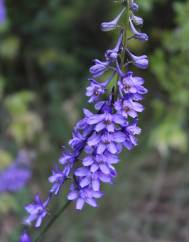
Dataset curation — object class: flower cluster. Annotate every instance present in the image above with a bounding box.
[67,0,148,210]
[22,0,149,238]
[0,150,31,193]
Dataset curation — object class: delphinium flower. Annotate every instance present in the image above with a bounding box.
[0,150,31,193]
[0,0,6,23]
[22,0,149,240]
[24,195,49,228]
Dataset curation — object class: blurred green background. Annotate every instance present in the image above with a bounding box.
[0,0,189,241]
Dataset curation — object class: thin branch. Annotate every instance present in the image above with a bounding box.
[33,201,71,242]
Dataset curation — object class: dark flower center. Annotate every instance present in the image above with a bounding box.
[104,120,111,125]
[103,140,110,145]
[124,106,130,113]
[94,90,99,96]
[124,84,131,91]
[37,207,43,215]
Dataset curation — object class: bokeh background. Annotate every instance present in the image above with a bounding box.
[0,0,189,241]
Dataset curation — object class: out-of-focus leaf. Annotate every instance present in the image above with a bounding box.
[5,91,35,116]
[8,112,43,144]
[150,115,188,156]
[0,36,20,59]
[151,50,167,87]
[38,48,62,66]
[0,194,17,214]
[0,150,13,170]
[0,76,5,99]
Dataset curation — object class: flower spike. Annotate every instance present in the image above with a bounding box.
[21,0,149,240]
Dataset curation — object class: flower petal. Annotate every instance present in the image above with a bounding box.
[76,198,85,210]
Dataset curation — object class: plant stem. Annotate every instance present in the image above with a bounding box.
[33,201,71,242]
[120,1,130,72]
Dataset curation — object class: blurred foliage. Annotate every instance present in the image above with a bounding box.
[5,91,43,144]
[0,194,17,214]
[149,0,189,156]
[0,149,12,169]
[0,0,189,242]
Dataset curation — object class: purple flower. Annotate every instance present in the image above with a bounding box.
[127,50,149,69]
[90,59,109,77]
[69,129,86,151]
[86,72,116,104]
[74,109,94,136]
[130,1,139,12]
[123,119,141,150]
[19,231,31,242]
[0,150,32,194]
[129,18,149,41]
[88,131,125,155]
[86,81,105,103]
[75,163,116,191]
[0,165,31,193]
[114,99,144,119]
[87,112,125,132]
[131,14,143,26]
[101,8,126,32]
[105,31,123,61]
[82,153,119,187]
[0,0,6,23]
[59,151,75,167]
[67,185,103,210]
[24,195,48,228]
[82,153,119,169]
[118,71,147,96]
[48,167,67,195]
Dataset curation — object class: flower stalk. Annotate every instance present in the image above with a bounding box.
[33,201,71,242]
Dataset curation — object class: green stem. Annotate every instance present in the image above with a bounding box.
[121,0,130,72]
[33,201,71,242]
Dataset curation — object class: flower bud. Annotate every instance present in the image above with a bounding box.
[127,50,149,69]
[101,8,125,32]
[131,14,143,26]
[129,18,148,41]
[130,1,139,12]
